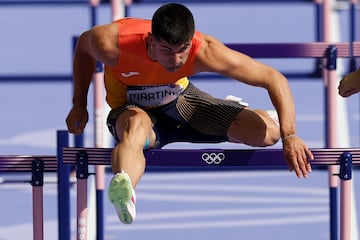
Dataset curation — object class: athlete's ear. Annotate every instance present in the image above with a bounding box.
[148,32,158,46]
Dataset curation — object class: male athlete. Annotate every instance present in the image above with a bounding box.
[66,3,314,224]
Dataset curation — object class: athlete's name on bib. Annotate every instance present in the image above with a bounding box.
[127,84,183,107]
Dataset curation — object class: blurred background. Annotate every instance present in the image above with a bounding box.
[0,0,359,239]
[0,0,359,154]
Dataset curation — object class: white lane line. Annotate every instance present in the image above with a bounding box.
[0,129,56,148]
[138,183,327,196]
[107,206,328,223]
[138,192,327,204]
[107,214,329,231]
[0,219,77,239]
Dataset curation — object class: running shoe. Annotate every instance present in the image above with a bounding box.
[108,171,136,224]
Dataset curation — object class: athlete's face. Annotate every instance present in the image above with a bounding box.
[150,35,192,72]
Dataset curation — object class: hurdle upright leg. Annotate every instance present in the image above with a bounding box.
[76,150,89,240]
[31,159,44,240]
[324,42,340,240]
[339,152,353,240]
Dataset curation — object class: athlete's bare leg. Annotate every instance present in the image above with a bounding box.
[111,108,156,188]
[227,108,280,146]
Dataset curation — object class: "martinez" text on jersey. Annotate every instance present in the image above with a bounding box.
[126,84,184,107]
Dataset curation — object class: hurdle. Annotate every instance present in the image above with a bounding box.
[0,131,73,240]
[0,154,57,240]
[59,129,360,240]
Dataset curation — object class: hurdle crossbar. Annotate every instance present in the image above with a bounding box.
[0,155,57,172]
[0,155,57,240]
[226,41,360,58]
[61,146,358,240]
[63,147,360,167]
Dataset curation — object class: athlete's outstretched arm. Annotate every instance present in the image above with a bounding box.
[194,34,314,178]
[66,23,119,134]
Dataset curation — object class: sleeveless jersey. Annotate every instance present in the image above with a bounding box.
[104,18,202,109]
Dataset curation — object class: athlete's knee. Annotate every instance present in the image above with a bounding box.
[263,124,280,146]
[115,108,153,144]
[117,109,151,132]
[249,125,279,147]
[127,110,152,130]
[257,110,280,146]
[126,114,156,149]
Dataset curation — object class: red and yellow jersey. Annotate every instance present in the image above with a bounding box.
[104,18,202,109]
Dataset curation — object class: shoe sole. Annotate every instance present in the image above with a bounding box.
[108,174,133,224]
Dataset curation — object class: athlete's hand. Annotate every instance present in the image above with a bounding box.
[66,106,89,135]
[338,69,360,97]
[282,135,313,178]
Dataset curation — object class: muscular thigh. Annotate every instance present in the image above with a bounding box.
[227,108,279,146]
[107,104,154,142]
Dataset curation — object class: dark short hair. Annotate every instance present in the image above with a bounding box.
[152,3,195,45]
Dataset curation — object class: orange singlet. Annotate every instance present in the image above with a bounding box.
[104,18,202,109]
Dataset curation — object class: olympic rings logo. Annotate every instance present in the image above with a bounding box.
[201,152,225,165]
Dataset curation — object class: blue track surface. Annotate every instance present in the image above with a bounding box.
[0,170,359,239]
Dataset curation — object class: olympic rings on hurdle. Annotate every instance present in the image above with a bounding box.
[201,152,225,164]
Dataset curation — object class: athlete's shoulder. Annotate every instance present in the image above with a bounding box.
[198,33,220,45]
[195,33,227,55]
[193,33,231,73]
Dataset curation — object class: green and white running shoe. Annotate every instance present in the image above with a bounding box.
[108,171,136,224]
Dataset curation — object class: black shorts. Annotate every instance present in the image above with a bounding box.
[106,83,245,148]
